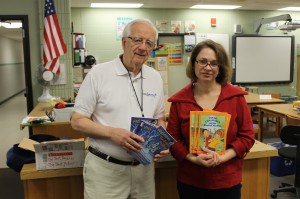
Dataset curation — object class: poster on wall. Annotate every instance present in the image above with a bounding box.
[196,33,229,54]
[184,34,196,53]
[171,20,181,33]
[116,17,134,41]
[184,20,196,33]
[157,57,168,71]
[156,20,168,33]
[166,43,182,64]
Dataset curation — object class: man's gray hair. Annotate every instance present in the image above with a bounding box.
[122,19,158,41]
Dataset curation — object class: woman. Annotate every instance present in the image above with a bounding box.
[166,39,255,199]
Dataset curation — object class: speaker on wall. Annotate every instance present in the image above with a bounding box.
[234,24,242,34]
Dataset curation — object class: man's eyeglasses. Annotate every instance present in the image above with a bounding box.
[127,36,155,49]
[195,59,219,68]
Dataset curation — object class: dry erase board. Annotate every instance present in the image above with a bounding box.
[232,34,294,84]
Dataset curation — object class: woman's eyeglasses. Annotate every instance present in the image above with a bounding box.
[195,59,219,68]
[127,36,155,49]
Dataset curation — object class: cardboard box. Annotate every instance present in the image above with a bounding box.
[19,138,85,170]
[53,107,75,122]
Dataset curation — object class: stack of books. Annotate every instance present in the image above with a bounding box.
[189,110,231,155]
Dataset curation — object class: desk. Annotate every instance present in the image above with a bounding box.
[22,101,172,137]
[245,92,285,105]
[257,104,300,141]
[20,102,85,138]
[245,93,285,139]
[20,140,277,199]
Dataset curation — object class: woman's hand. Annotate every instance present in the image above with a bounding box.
[186,147,222,168]
[201,147,222,167]
[154,149,170,161]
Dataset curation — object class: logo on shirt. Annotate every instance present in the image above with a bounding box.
[143,92,157,98]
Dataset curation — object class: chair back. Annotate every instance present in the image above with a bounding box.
[280,125,300,146]
[281,125,300,188]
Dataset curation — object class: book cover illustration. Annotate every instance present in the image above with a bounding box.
[130,117,158,132]
[190,110,231,155]
[129,120,176,165]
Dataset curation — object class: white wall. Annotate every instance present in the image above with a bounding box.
[0,36,25,103]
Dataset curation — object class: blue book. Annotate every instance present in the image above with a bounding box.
[130,117,158,132]
[129,121,176,165]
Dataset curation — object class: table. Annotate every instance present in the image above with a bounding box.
[20,140,277,199]
[20,102,85,138]
[244,92,285,105]
[245,93,285,139]
[256,103,300,141]
[21,100,172,136]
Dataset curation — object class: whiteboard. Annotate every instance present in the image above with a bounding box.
[196,33,229,54]
[232,35,294,84]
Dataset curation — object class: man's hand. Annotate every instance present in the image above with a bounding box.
[110,128,145,152]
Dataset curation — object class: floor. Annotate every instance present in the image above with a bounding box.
[0,93,27,199]
[0,94,298,199]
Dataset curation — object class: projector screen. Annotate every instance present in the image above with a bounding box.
[231,34,294,84]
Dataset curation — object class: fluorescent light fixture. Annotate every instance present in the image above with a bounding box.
[190,5,241,9]
[0,22,22,28]
[91,3,143,8]
[278,7,300,11]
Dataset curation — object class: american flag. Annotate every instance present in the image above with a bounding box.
[43,0,67,75]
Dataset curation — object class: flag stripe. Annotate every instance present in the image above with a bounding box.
[51,14,67,54]
[44,58,60,74]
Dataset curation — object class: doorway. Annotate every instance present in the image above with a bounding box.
[0,15,33,113]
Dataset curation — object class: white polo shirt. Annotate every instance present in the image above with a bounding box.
[74,56,165,161]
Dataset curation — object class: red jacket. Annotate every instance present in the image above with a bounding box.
[166,83,255,189]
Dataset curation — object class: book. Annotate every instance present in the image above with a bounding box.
[190,110,231,155]
[130,117,158,132]
[129,120,176,165]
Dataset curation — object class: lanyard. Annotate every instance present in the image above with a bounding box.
[126,68,144,117]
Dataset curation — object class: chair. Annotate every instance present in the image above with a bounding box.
[270,125,300,198]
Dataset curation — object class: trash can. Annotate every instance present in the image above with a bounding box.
[268,142,296,176]
[280,95,298,104]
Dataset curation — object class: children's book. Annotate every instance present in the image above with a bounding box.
[190,110,231,155]
[129,120,176,165]
[130,117,158,132]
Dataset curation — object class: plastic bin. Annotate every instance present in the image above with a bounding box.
[268,142,296,177]
[280,95,298,104]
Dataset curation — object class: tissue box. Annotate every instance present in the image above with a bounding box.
[53,107,74,122]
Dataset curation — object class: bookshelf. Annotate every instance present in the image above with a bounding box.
[73,33,87,67]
